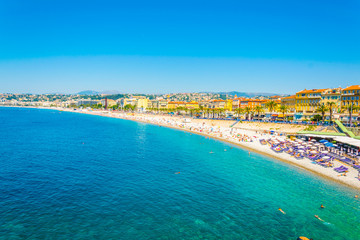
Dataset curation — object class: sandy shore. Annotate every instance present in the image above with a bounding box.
[48,108,360,192]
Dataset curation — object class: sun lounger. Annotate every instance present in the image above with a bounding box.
[334,166,348,173]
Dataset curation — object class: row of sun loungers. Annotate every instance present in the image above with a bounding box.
[260,138,360,175]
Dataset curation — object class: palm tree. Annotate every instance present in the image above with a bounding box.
[341,104,359,127]
[211,108,217,119]
[244,107,252,120]
[184,107,189,116]
[176,106,184,115]
[204,108,210,118]
[234,108,244,119]
[189,109,194,117]
[265,101,278,113]
[326,102,336,124]
[194,108,200,118]
[218,108,225,118]
[278,105,289,122]
[316,104,329,122]
[254,106,264,120]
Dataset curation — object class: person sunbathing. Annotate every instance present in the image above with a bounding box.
[278,208,286,214]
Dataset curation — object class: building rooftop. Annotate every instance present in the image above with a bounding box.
[343,85,360,91]
[297,89,327,94]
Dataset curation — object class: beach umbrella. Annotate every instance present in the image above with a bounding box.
[311,139,316,142]
[298,150,304,153]
[323,156,330,160]
[325,142,334,147]
[298,146,305,149]
[321,150,329,153]
[310,150,317,153]
[311,146,317,149]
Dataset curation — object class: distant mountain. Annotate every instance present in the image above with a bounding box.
[216,91,283,97]
[77,90,100,95]
[76,90,121,95]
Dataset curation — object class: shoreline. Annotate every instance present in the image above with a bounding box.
[4,106,360,192]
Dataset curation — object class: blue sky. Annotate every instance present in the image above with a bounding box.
[0,0,359,94]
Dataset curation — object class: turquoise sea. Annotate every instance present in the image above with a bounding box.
[1,107,360,240]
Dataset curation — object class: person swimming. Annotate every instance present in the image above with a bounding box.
[278,208,286,214]
[175,172,180,174]
[314,215,324,221]
[320,204,325,209]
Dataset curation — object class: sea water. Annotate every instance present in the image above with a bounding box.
[0,107,359,240]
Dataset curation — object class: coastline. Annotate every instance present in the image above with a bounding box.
[4,106,360,192]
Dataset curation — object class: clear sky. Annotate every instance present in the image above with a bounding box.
[0,0,359,94]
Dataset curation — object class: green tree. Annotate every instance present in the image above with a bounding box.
[234,108,244,119]
[326,102,337,124]
[244,107,252,120]
[341,104,359,127]
[124,104,135,112]
[218,108,225,118]
[311,114,322,122]
[278,105,289,121]
[265,100,278,113]
[254,106,264,120]
[316,104,329,122]
[211,108,216,119]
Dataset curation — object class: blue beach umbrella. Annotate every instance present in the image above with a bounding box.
[325,143,334,147]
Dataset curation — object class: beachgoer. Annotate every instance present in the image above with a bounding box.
[355,195,358,198]
[320,204,324,209]
[175,172,180,174]
[314,215,324,221]
[278,208,286,214]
